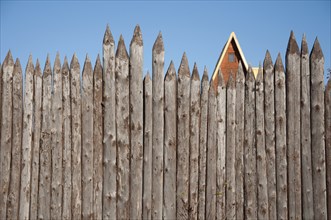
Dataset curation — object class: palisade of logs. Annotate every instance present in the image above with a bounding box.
[0,27,330,220]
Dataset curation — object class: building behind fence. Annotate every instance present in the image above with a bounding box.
[0,25,330,220]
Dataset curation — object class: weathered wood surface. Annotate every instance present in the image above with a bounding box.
[176,53,191,220]
[30,59,42,220]
[143,73,152,219]
[152,33,164,220]
[51,53,63,219]
[286,31,302,220]
[263,51,277,220]
[235,62,245,220]
[255,67,269,220]
[70,54,82,220]
[82,55,93,219]
[244,67,257,219]
[102,25,116,219]
[93,55,103,220]
[325,78,331,218]
[189,63,200,220]
[310,38,327,220]
[115,36,130,220]
[216,70,226,220]
[274,54,288,220]
[62,57,72,220]
[19,56,34,220]
[206,83,217,220]
[7,58,23,220]
[0,51,14,220]
[198,67,209,220]
[300,35,314,220]
[164,62,177,220]
[129,25,143,219]
[38,55,52,220]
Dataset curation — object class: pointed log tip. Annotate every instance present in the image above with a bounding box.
[131,24,143,46]
[103,24,114,45]
[62,56,69,71]
[286,31,299,55]
[35,59,42,76]
[275,53,285,72]
[227,72,235,88]
[178,52,190,77]
[209,80,216,94]
[165,61,176,81]
[43,54,52,78]
[4,50,14,66]
[153,32,164,54]
[192,63,200,81]
[301,34,309,55]
[54,52,61,69]
[26,54,34,72]
[246,66,255,81]
[70,53,80,70]
[218,69,225,87]
[83,54,93,76]
[144,71,151,82]
[202,66,209,82]
[263,50,273,68]
[14,58,22,74]
[94,54,102,73]
[256,67,263,81]
[116,35,129,59]
[310,37,323,60]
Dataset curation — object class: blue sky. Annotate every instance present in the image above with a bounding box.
[1,1,330,82]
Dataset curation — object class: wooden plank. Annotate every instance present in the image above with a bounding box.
[164,62,176,220]
[115,36,130,220]
[206,82,217,220]
[0,51,14,220]
[263,51,277,220]
[286,31,302,220]
[235,62,245,220]
[300,35,314,219]
[310,38,327,220]
[38,55,52,220]
[93,55,103,220]
[255,67,269,220]
[176,53,190,220]
[216,70,226,220]
[51,53,63,219]
[152,33,164,220]
[143,73,152,219]
[325,78,331,218]
[82,55,94,219]
[226,72,236,219]
[274,54,287,220]
[30,59,42,220]
[19,56,34,219]
[8,58,23,220]
[189,63,200,220]
[70,54,82,220]
[129,25,143,219]
[62,57,72,220]
[198,67,209,220]
[244,67,257,219]
[102,25,116,219]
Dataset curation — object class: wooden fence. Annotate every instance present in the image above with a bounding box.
[0,26,330,220]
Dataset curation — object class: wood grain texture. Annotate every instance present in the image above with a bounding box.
[325,78,331,219]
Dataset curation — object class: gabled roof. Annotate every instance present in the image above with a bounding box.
[212,32,249,81]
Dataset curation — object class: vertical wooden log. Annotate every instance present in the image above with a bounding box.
[152,33,164,220]
[93,55,103,220]
[19,56,34,220]
[310,38,327,220]
[51,53,63,219]
[198,67,209,220]
[286,31,301,220]
[0,61,2,153]
[274,54,287,220]
[216,70,226,220]
[129,25,143,219]
[102,25,116,219]
[62,57,72,220]
[38,55,52,220]
[177,53,191,220]
[82,55,93,220]
[143,73,152,219]
[255,67,269,220]
[0,51,14,220]
[7,58,23,220]
[226,73,236,219]
[30,59,42,220]
[164,62,177,220]
[235,62,245,220]
[325,78,331,218]
[206,83,217,220]
[115,36,130,220]
[70,54,82,220]
[300,35,314,219]
[263,51,277,220]
[244,67,257,219]
[189,63,200,220]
